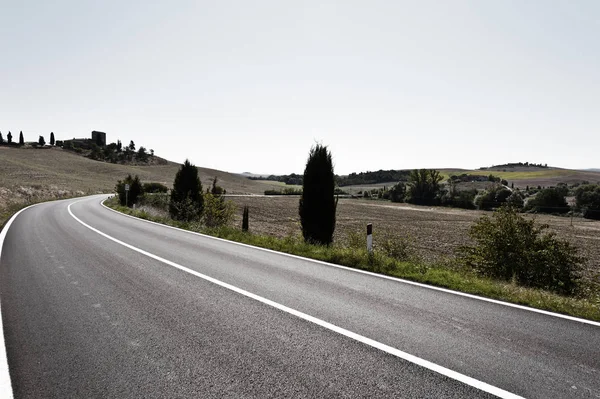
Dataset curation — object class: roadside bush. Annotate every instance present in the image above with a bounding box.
[377,235,413,261]
[458,206,583,295]
[115,174,143,207]
[203,193,236,228]
[143,182,169,193]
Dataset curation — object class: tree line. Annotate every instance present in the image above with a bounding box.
[0,131,55,146]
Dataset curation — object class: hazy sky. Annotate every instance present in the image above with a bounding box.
[2,0,598,175]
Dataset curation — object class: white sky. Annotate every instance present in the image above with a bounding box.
[1,0,598,175]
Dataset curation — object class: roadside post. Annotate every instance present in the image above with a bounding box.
[125,183,130,207]
[367,223,373,253]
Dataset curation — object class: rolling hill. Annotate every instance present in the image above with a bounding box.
[0,146,285,225]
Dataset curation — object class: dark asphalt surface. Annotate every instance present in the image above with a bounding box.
[0,195,598,398]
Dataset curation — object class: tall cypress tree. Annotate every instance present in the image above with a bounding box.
[169,159,204,220]
[19,131,24,145]
[50,132,55,146]
[299,144,336,245]
[0,132,4,144]
[7,131,12,144]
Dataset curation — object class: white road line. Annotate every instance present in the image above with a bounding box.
[98,196,600,328]
[69,200,524,398]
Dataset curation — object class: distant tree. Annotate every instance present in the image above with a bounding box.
[7,131,12,144]
[136,146,149,162]
[0,132,3,144]
[575,184,600,220]
[19,131,24,145]
[524,186,569,214]
[242,205,249,232]
[150,149,154,156]
[128,140,135,151]
[211,176,224,195]
[117,140,122,152]
[38,135,45,146]
[115,174,143,207]
[405,169,443,206]
[50,132,55,146]
[511,182,514,189]
[299,144,337,245]
[169,159,204,221]
[389,182,406,203]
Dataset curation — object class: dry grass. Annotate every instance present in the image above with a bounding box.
[227,196,600,285]
[0,146,284,226]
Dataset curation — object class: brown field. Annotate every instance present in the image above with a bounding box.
[227,196,600,283]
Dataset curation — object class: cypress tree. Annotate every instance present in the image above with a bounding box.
[0,132,3,144]
[169,159,204,220]
[242,205,249,232]
[7,131,12,144]
[50,132,55,146]
[19,131,24,145]
[38,135,45,146]
[299,144,337,245]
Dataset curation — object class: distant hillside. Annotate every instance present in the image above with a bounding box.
[0,146,286,224]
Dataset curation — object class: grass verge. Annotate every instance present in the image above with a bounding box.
[105,197,600,322]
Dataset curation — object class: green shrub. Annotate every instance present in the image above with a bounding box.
[115,174,143,207]
[203,193,236,228]
[458,206,583,295]
[143,182,169,193]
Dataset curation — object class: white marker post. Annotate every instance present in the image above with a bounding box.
[367,223,373,253]
[125,183,130,207]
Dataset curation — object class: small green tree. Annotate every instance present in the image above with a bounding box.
[7,131,12,144]
[242,205,249,231]
[50,132,55,146]
[299,144,337,245]
[169,159,204,221]
[115,174,143,207]
[38,135,45,146]
[203,193,235,227]
[458,206,583,295]
[19,131,24,145]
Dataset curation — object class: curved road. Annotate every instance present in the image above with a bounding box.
[0,195,598,398]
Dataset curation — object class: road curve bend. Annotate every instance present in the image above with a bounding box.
[0,195,598,398]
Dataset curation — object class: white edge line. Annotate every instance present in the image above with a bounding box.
[97,196,600,328]
[0,204,46,399]
[69,200,523,399]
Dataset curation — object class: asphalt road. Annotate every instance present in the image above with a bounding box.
[0,195,598,398]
